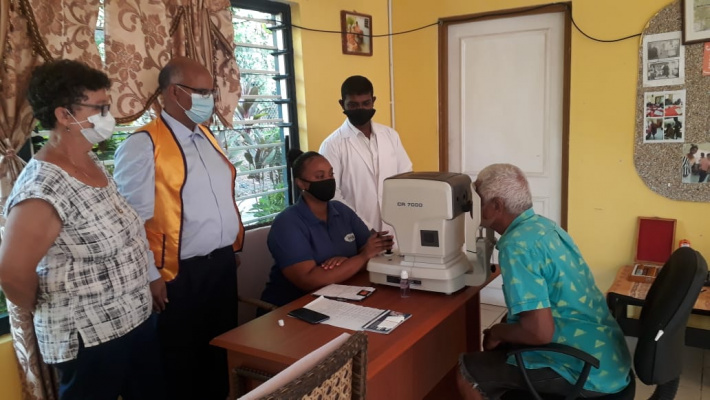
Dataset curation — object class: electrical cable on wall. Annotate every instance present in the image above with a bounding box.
[266,3,641,43]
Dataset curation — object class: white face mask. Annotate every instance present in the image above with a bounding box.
[68,111,116,144]
[176,86,215,124]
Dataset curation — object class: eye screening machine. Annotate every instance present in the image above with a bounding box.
[367,172,496,294]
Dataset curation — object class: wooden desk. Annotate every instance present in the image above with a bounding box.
[212,269,498,399]
[607,265,710,348]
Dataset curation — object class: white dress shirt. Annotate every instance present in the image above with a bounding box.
[319,119,412,232]
[114,111,241,281]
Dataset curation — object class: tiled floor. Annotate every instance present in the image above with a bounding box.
[480,304,710,400]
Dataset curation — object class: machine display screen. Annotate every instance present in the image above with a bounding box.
[420,230,439,247]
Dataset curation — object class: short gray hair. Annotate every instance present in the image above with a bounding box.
[476,164,532,215]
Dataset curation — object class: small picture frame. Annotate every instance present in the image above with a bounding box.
[341,11,372,56]
[643,31,685,87]
[643,90,685,143]
[683,0,710,44]
[681,142,710,184]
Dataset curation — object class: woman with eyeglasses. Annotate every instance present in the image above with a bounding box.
[0,60,165,399]
[259,149,393,310]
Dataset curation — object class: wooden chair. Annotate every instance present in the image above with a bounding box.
[233,331,368,400]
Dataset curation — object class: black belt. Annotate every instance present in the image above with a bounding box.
[181,245,232,263]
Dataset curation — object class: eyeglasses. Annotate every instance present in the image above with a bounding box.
[175,83,219,99]
[73,103,111,117]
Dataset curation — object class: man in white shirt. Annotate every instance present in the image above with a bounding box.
[113,57,243,400]
[319,75,412,235]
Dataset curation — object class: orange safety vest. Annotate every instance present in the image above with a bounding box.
[140,116,245,282]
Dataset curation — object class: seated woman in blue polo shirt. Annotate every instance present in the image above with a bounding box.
[260,150,392,308]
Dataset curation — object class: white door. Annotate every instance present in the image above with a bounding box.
[446,12,565,306]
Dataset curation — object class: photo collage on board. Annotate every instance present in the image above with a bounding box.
[643,90,685,143]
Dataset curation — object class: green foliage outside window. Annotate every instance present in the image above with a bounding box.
[226,6,292,226]
[249,184,286,218]
[0,290,7,315]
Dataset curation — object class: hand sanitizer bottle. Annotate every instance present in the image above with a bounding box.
[400,270,410,298]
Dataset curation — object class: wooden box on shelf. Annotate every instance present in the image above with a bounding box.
[627,217,676,283]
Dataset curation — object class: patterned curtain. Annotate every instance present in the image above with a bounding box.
[103,0,171,122]
[7,302,58,400]
[0,6,49,399]
[3,1,101,399]
[0,0,35,208]
[105,0,241,126]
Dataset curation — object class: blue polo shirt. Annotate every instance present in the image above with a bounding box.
[498,209,631,393]
[261,199,370,307]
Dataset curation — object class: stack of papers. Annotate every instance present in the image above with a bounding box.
[312,284,376,301]
[304,296,411,334]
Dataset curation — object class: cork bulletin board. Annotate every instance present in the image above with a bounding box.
[634,1,710,202]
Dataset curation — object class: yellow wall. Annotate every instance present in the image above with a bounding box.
[388,0,709,291]
[291,0,705,290]
[289,0,393,151]
[0,334,21,400]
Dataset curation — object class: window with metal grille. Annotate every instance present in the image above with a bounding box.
[225,0,299,226]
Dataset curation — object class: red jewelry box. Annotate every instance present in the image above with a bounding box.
[628,217,676,283]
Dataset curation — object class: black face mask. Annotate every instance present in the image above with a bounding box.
[302,178,336,202]
[343,108,376,127]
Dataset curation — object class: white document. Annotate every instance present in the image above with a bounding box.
[304,296,387,331]
[312,284,376,301]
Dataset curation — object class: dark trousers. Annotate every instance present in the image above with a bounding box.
[55,314,165,400]
[159,246,239,400]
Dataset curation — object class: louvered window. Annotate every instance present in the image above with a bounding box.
[224,0,299,227]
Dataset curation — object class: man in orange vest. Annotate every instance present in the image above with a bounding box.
[114,57,244,400]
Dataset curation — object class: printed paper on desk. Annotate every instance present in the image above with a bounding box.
[305,296,387,331]
[363,311,412,334]
[304,297,411,334]
[312,284,376,301]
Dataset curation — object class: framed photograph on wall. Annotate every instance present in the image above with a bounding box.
[642,31,684,87]
[643,90,685,143]
[341,11,372,56]
[683,0,710,44]
[681,142,710,184]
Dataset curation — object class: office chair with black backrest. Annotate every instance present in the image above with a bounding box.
[502,247,708,400]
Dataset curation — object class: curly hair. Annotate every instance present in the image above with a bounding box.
[27,60,111,130]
